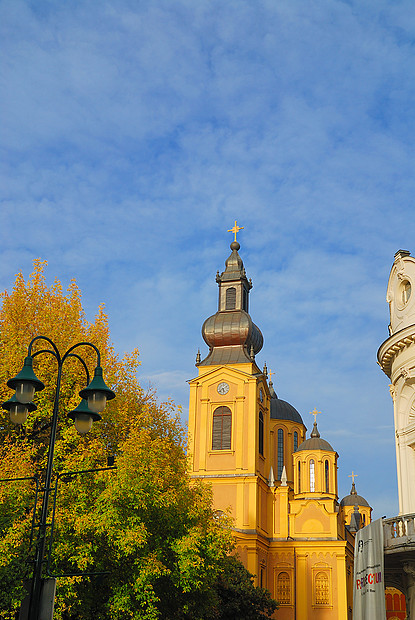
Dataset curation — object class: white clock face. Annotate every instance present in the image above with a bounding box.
[217,382,229,395]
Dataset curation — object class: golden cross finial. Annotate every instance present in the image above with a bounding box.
[348,471,358,484]
[228,220,244,242]
[310,408,322,424]
[268,369,276,381]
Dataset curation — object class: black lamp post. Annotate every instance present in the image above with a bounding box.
[2,336,115,620]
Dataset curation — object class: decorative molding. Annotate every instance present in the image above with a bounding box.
[378,326,415,377]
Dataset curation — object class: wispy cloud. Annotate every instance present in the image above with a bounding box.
[2,0,414,518]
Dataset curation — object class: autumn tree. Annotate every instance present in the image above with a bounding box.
[0,261,278,619]
[0,261,239,619]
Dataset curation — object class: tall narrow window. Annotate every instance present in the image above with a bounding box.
[309,459,315,492]
[225,287,236,310]
[276,572,290,605]
[294,431,298,452]
[325,460,329,493]
[259,411,264,456]
[315,572,330,605]
[298,461,301,493]
[277,429,284,479]
[212,407,232,450]
[243,288,248,311]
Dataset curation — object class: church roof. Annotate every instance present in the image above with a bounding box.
[269,381,304,424]
[296,421,334,452]
[340,482,370,507]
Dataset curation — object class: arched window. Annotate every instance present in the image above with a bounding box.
[259,411,264,456]
[276,572,290,605]
[315,572,329,605]
[277,429,284,479]
[293,431,298,452]
[212,407,232,450]
[309,459,315,492]
[225,287,236,310]
[325,460,329,493]
[298,461,301,493]
[394,592,401,610]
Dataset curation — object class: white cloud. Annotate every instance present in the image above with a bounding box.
[2,0,414,519]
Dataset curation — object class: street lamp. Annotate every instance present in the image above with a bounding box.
[2,336,115,620]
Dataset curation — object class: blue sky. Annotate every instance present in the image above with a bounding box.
[2,0,415,518]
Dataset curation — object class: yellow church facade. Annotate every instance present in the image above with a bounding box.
[188,234,371,619]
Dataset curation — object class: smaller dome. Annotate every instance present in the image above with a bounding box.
[296,422,334,452]
[269,383,304,424]
[340,483,370,508]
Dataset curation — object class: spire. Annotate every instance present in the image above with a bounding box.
[348,471,358,495]
[281,465,288,487]
[348,505,362,533]
[268,380,277,399]
[268,466,275,488]
[310,421,320,438]
[198,227,263,366]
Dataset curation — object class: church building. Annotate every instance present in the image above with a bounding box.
[188,229,372,619]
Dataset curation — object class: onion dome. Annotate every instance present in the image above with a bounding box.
[269,380,304,424]
[296,421,334,452]
[198,241,263,366]
[340,482,370,508]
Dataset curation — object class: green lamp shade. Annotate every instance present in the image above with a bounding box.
[7,356,45,403]
[79,366,115,413]
[2,394,37,425]
[67,399,101,435]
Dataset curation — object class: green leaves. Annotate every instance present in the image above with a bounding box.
[0,261,277,619]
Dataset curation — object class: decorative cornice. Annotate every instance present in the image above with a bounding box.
[377,324,415,377]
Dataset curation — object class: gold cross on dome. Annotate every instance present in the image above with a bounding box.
[268,369,276,381]
[348,471,358,484]
[310,408,322,424]
[228,220,244,242]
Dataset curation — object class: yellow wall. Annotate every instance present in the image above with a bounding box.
[188,360,356,618]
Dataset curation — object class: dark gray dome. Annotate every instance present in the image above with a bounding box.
[297,436,334,452]
[270,398,304,424]
[269,381,304,424]
[340,483,370,508]
[296,422,334,452]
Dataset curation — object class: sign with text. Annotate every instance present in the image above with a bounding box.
[353,518,386,620]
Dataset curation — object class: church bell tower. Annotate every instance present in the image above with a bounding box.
[188,226,272,574]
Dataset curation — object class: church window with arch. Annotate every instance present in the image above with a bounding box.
[277,429,284,478]
[276,571,291,605]
[309,459,315,492]
[225,287,236,310]
[293,431,298,452]
[298,461,301,493]
[212,406,232,450]
[259,411,264,456]
[315,572,330,605]
[325,460,329,493]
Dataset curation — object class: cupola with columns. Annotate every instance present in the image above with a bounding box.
[292,410,338,500]
[340,472,372,529]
